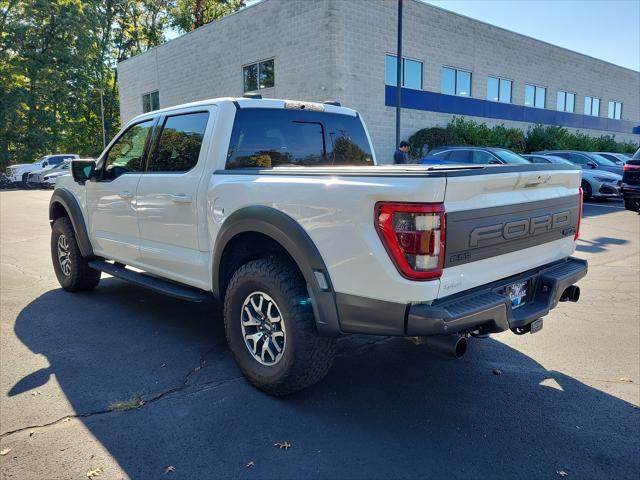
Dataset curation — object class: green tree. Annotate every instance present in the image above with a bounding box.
[171,0,245,32]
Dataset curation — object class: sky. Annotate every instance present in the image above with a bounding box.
[422,0,640,71]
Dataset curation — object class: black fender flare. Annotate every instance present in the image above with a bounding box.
[212,206,341,336]
[49,188,94,258]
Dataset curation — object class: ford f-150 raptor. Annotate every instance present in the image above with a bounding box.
[49,96,587,395]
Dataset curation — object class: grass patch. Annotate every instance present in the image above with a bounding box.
[110,394,144,412]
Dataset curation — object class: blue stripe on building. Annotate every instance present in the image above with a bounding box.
[385,86,639,135]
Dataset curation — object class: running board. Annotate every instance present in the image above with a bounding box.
[88,260,212,303]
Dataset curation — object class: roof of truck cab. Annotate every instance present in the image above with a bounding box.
[130,97,357,123]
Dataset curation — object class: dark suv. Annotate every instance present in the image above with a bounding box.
[622,148,640,212]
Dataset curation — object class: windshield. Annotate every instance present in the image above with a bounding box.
[633,148,640,160]
[587,153,617,166]
[493,150,530,164]
[34,157,46,163]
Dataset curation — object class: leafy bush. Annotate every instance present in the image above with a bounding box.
[408,117,638,159]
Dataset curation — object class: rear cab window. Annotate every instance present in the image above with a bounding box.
[225,108,374,169]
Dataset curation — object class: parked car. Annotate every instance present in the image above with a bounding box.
[27,160,72,188]
[524,154,622,200]
[592,152,631,165]
[534,150,623,175]
[49,96,587,395]
[421,146,530,165]
[6,154,79,186]
[621,147,640,212]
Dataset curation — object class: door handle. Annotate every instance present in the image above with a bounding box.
[170,194,192,204]
[118,191,134,199]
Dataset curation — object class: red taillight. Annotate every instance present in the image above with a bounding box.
[624,163,640,172]
[575,186,583,241]
[375,202,445,280]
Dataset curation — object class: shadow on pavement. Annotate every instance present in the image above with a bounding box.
[576,236,629,254]
[8,279,640,479]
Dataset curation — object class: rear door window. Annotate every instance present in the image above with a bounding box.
[148,112,209,172]
[226,108,374,168]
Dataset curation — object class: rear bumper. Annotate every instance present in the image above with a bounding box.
[336,257,587,337]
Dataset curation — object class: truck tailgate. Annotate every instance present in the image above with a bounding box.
[439,167,582,298]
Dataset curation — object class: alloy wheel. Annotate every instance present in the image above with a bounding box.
[240,291,286,366]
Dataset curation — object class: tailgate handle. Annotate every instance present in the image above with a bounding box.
[524,175,552,188]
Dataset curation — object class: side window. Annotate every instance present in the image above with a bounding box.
[148,112,209,172]
[103,120,154,180]
[448,150,471,163]
[568,153,588,165]
[472,150,497,164]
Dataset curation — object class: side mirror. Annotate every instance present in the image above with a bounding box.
[42,162,48,168]
[71,160,96,184]
[587,161,597,169]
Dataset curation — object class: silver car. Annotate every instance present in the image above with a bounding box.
[27,160,71,188]
[523,154,622,200]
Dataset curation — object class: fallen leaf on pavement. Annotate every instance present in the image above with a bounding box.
[556,470,569,477]
[31,391,41,396]
[86,467,102,478]
[493,369,503,376]
[165,465,176,474]
[274,441,292,450]
[245,461,255,468]
[29,431,35,437]
[619,378,633,383]
[0,448,11,456]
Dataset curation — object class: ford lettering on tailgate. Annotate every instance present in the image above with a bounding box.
[469,210,571,248]
[444,196,580,268]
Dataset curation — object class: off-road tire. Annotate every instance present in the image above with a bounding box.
[224,257,336,396]
[51,217,101,292]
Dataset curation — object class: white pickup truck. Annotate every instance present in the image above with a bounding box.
[49,97,587,395]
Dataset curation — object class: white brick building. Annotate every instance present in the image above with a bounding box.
[117,0,640,163]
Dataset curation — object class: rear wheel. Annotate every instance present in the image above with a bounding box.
[581,180,593,201]
[223,257,336,396]
[51,217,101,292]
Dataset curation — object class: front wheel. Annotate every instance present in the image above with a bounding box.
[582,180,593,201]
[51,217,101,292]
[223,258,336,396]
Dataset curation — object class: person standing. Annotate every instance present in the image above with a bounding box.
[394,141,410,164]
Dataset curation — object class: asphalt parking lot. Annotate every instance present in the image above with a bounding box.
[1,190,638,480]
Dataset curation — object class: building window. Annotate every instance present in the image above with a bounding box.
[486,76,512,103]
[441,67,471,97]
[524,84,546,108]
[142,91,159,113]
[584,96,600,116]
[385,55,423,90]
[608,100,622,120]
[556,91,575,113]
[243,59,274,92]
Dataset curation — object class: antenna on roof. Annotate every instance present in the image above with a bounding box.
[323,100,341,106]
[243,92,262,99]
